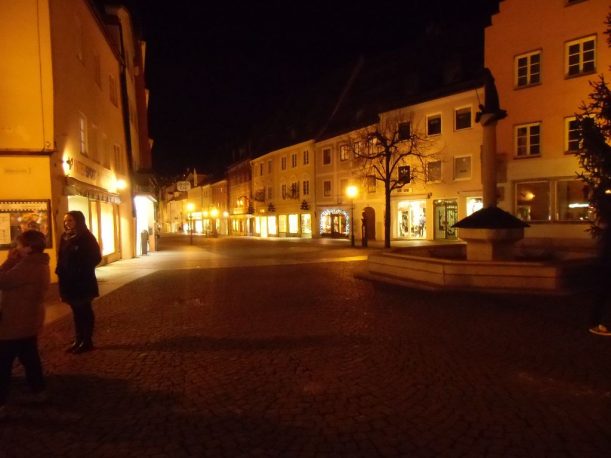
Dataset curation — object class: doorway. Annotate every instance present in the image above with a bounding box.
[434,199,458,240]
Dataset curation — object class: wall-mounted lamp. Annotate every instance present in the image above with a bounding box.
[116,178,127,190]
[62,157,74,175]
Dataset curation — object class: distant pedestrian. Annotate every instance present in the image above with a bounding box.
[589,195,611,336]
[0,230,50,419]
[56,211,101,353]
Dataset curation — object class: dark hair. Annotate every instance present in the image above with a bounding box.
[66,210,88,232]
[17,230,47,253]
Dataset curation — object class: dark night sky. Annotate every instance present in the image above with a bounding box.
[117,0,500,177]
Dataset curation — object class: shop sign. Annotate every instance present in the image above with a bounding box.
[176,181,191,192]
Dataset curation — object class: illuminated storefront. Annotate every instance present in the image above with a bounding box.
[433,199,458,240]
[466,197,483,216]
[320,208,350,238]
[397,200,426,239]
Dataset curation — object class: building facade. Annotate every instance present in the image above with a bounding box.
[227,158,253,236]
[0,0,146,274]
[485,0,611,245]
[250,140,315,238]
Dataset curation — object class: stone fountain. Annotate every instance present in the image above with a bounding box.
[363,69,592,294]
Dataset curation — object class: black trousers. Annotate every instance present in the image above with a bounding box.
[0,336,45,405]
[69,301,95,345]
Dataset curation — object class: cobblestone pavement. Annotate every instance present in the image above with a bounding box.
[1,243,610,457]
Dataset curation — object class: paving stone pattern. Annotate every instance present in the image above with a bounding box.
[1,261,610,457]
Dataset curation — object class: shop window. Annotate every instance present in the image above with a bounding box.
[556,179,591,221]
[455,107,472,130]
[515,51,541,87]
[301,214,312,234]
[288,214,299,233]
[516,181,550,222]
[426,114,442,136]
[466,197,483,216]
[278,214,287,233]
[566,36,596,77]
[515,123,541,157]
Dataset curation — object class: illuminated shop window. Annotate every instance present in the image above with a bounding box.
[288,214,299,233]
[516,181,550,221]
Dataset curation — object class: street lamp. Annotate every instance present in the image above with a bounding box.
[345,185,358,247]
[186,202,194,244]
[210,208,219,237]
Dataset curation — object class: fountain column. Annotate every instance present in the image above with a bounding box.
[453,68,528,261]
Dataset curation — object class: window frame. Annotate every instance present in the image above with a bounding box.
[303,150,309,165]
[426,113,442,136]
[564,117,581,153]
[514,122,541,158]
[339,144,350,161]
[398,121,411,140]
[281,156,287,171]
[565,35,596,78]
[426,160,442,183]
[323,180,332,197]
[79,113,88,155]
[291,153,297,168]
[322,148,332,165]
[514,50,541,88]
[454,106,472,131]
[453,155,472,181]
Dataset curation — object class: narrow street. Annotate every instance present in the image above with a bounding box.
[2,237,610,457]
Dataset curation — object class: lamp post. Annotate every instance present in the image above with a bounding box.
[186,202,194,245]
[345,185,358,247]
[210,208,219,237]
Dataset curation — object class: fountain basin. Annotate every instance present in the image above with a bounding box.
[363,245,595,295]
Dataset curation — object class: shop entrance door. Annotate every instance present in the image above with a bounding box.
[434,199,458,240]
[330,214,347,237]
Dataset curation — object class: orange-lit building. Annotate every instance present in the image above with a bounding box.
[250,140,316,238]
[227,158,253,236]
[485,0,611,246]
[0,0,148,273]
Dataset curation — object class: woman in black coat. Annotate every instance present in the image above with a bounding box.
[56,211,102,354]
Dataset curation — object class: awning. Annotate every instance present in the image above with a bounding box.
[64,177,121,204]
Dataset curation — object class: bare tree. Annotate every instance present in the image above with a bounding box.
[345,115,438,248]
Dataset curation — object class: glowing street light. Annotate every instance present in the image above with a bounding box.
[345,184,358,247]
[186,202,195,244]
[210,208,219,237]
